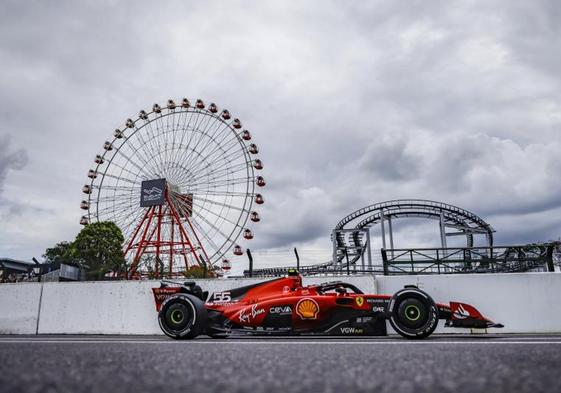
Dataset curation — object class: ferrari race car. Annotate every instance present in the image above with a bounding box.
[152,270,503,339]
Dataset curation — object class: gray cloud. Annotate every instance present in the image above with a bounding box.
[0,134,28,195]
[1,0,560,268]
[357,136,421,181]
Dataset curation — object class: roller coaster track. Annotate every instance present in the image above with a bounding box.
[246,200,498,277]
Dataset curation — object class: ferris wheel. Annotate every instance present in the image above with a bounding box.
[79,98,265,277]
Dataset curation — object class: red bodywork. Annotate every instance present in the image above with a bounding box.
[152,274,502,336]
[203,275,389,330]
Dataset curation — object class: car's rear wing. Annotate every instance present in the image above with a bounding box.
[152,280,208,312]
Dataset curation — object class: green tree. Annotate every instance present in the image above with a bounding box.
[72,221,126,280]
[182,265,217,279]
[137,255,168,279]
[43,241,75,265]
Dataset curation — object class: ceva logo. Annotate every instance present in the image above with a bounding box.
[269,306,292,315]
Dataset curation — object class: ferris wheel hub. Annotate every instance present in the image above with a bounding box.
[168,183,182,194]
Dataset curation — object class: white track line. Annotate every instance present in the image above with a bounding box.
[1,340,561,345]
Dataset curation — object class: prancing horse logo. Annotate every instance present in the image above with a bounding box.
[355,297,364,307]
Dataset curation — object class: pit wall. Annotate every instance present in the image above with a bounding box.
[1,273,560,335]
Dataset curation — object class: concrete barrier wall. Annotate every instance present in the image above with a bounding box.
[376,272,561,334]
[38,280,161,334]
[2,273,560,335]
[0,282,42,334]
[37,275,376,335]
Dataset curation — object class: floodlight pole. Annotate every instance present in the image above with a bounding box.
[247,249,253,277]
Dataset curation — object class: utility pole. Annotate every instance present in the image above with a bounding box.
[247,249,253,277]
[345,248,350,276]
[199,254,207,278]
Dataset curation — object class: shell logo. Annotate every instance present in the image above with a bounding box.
[296,298,319,320]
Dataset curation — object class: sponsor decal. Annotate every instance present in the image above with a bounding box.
[296,298,319,320]
[152,288,180,310]
[207,302,239,307]
[453,304,470,320]
[140,178,166,207]
[238,304,265,323]
[269,306,292,315]
[355,297,364,307]
[143,187,163,201]
[155,294,171,303]
[153,287,179,301]
[367,298,387,304]
[210,291,232,303]
[283,286,291,293]
[154,294,168,303]
[372,306,385,313]
[340,327,364,334]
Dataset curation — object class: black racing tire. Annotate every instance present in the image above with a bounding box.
[388,287,439,339]
[158,293,208,339]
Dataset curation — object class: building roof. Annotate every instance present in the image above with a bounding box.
[0,258,36,272]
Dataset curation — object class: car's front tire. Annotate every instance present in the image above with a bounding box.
[388,287,439,339]
[158,293,208,339]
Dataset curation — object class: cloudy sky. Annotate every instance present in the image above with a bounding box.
[1,0,560,271]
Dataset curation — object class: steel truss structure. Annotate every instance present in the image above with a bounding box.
[382,243,558,275]
[80,98,265,278]
[332,199,495,269]
[246,200,511,277]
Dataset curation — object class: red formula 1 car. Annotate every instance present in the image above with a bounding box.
[152,270,503,339]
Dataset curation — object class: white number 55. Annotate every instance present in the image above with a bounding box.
[211,292,232,302]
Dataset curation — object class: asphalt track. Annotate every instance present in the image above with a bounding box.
[1,335,561,393]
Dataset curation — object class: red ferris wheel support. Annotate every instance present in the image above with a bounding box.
[125,185,211,279]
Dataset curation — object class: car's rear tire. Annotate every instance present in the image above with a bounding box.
[389,287,439,339]
[158,293,208,339]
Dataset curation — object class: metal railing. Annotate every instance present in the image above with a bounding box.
[243,243,560,277]
[245,264,385,278]
[382,243,558,275]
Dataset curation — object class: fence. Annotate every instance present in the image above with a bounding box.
[381,243,558,275]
